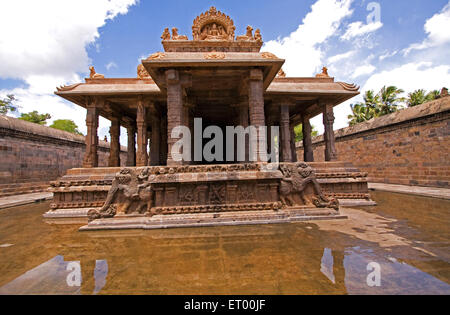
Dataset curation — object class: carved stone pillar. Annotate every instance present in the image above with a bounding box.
[280,105,292,162]
[108,117,121,167]
[290,123,298,163]
[83,101,99,168]
[238,103,249,162]
[302,115,314,162]
[166,69,183,166]
[160,115,168,166]
[126,126,136,167]
[150,115,160,166]
[323,103,338,161]
[136,97,148,167]
[248,68,266,162]
[147,130,151,166]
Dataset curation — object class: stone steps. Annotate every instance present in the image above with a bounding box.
[0,182,50,197]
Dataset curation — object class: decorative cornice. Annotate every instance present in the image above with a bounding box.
[261,52,279,59]
[204,51,226,60]
[146,52,166,60]
[337,82,360,92]
[56,83,82,92]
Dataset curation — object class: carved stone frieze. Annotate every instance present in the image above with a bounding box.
[279,163,339,210]
[85,163,339,222]
[204,51,226,60]
[147,52,166,60]
[261,52,279,59]
[192,6,235,41]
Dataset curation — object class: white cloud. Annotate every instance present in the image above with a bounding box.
[363,61,450,94]
[327,50,356,64]
[341,21,383,41]
[351,64,376,78]
[378,50,398,61]
[0,0,137,82]
[263,0,353,77]
[0,0,137,143]
[404,2,450,55]
[106,62,118,71]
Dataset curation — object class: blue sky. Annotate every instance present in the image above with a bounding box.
[1,0,449,142]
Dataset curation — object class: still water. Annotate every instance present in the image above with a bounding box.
[0,191,448,295]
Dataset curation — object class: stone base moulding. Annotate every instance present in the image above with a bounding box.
[79,208,347,231]
[44,162,375,231]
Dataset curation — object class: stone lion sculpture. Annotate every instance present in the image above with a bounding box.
[171,27,188,40]
[88,168,154,221]
[161,28,171,40]
[89,66,104,79]
[236,26,254,41]
[279,163,339,210]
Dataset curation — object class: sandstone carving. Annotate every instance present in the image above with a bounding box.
[161,28,171,41]
[137,64,151,79]
[279,163,339,210]
[147,52,166,60]
[337,82,360,91]
[87,163,338,222]
[236,26,254,41]
[171,27,188,41]
[192,6,235,41]
[89,66,104,79]
[316,67,330,78]
[56,83,82,92]
[87,168,153,221]
[254,29,262,42]
[204,51,226,60]
[261,52,278,59]
[277,69,286,78]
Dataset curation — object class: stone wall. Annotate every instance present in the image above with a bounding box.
[0,115,127,195]
[297,96,450,188]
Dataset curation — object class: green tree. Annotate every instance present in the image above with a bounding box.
[407,89,427,107]
[426,90,440,101]
[348,86,405,126]
[407,89,441,107]
[294,124,319,142]
[19,111,51,125]
[0,94,18,115]
[50,119,83,135]
[348,90,380,126]
[377,86,405,115]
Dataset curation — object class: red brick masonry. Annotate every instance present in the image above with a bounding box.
[297,96,450,188]
[0,115,127,196]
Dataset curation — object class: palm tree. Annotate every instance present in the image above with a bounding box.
[426,90,440,101]
[407,89,427,107]
[348,90,379,126]
[377,86,405,115]
[407,89,441,107]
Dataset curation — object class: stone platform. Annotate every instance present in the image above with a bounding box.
[43,162,375,231]
[45,162,374,219]
[79,208,347,231]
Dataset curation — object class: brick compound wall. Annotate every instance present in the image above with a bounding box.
[0,115,127,196]
[297,96,450,188]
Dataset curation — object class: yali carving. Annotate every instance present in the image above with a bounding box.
[279,163,339,210]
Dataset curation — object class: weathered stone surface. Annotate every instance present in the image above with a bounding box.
[297,97,450,188]
[0,115,126,195]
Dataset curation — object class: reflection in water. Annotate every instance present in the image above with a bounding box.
[321,248,336,284]
[0,191,449,295]
[0,256,108,295]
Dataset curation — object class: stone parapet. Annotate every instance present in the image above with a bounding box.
[0,115,127,193]
[297,96,450,188]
